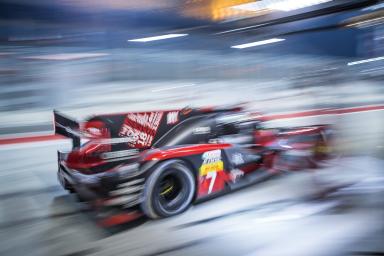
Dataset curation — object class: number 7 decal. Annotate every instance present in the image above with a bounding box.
[206,171,217,194]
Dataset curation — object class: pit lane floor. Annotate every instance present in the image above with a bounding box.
[0,142,383,256]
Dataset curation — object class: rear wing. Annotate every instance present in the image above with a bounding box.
[53,110,81,148]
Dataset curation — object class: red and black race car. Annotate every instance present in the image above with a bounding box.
[54,106,333,223]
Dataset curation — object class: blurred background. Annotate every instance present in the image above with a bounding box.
[0,0,383,256]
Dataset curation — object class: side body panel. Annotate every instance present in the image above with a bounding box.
[144,144,265,200]
[83,109,192,149]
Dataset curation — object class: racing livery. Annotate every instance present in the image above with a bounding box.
[54,106,333,223]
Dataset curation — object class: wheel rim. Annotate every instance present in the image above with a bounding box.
[159,174,182,202]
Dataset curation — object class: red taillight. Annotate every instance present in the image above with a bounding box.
[66,142,109,171]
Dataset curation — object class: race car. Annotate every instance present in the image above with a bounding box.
[54,106,333,222]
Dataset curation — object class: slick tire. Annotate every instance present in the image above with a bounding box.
[141,160,195,219]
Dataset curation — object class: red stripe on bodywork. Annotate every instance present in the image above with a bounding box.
[144,143,232,161]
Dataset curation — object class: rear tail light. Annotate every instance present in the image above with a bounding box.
[67,120,112,171]
[66,142,110,171]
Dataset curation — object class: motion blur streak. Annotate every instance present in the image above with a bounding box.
[128,34,189,42]
[231,38,285,49]
[232,0,333,12]
[268,0,333,11]
[347,55,384,66]
[0,0,383,256]
[21,53,110,61]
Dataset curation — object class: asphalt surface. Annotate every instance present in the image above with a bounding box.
[0,139,383,256]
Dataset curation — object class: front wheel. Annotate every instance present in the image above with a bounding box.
[141,160,195,219]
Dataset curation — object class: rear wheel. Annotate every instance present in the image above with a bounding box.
[141,160,195,219]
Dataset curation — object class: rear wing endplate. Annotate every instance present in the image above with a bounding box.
[53,110,81,148]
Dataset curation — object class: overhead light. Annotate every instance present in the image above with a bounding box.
[267,0,332,12]
[347,56,384,66]
[231,38,285,49]
[128,34,188,42]
[231,2,268,12]
[232,0,332,12]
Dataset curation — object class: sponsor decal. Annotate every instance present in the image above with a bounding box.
[86,127,103,136]
[126,112,162,131]
[199,150,225,195]
[229,168,244,182]
[167,111,179,125]
[82,120,109,138]
[181,107,192,115]
[199,150,223,176]
[193,126,211,135]
[208,138,224,144]
[119,112,163,148]
[231,153,244,165]
[119,126,154,148]
[100,149,139,160]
